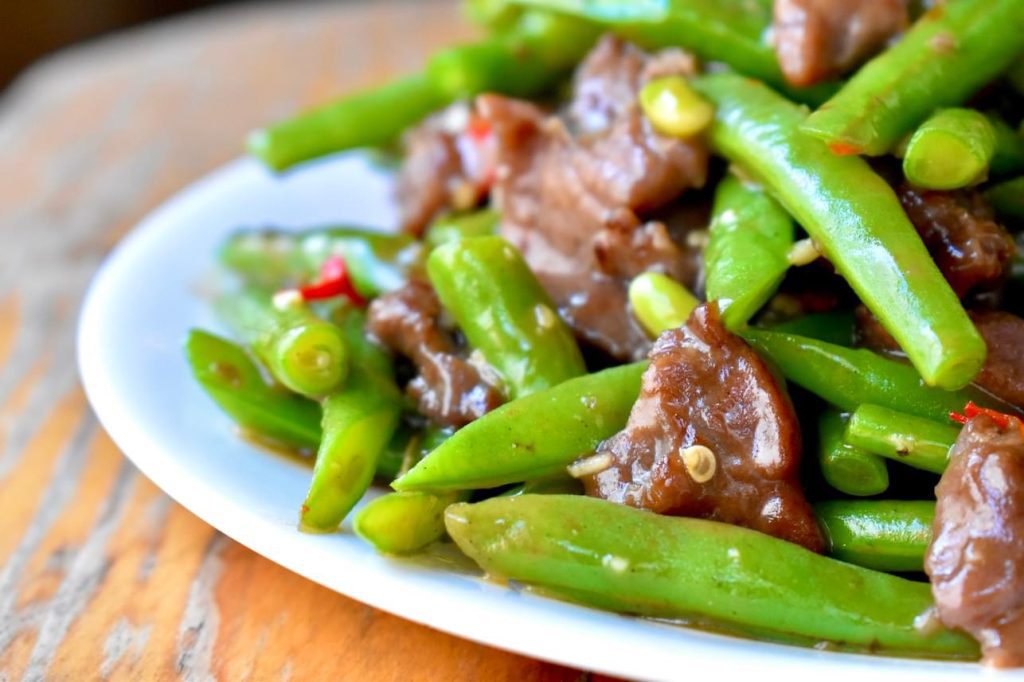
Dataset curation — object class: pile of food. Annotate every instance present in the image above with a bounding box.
[188,0,1024,666]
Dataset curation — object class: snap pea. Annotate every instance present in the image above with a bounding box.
[815,500,935,573]
[627,272,699,337]
[801,0,1024,156]
[985,176,1024,225]
[216,289,349,399]
[393,363,645,492]
[695,72,985,390]
[185,329,322,451]
[354,490,467,554]
[300,310,402,532]
[743,329,1007,422]
[902,108,995,190]
[846,404,958,475]
[817,410,889,497]
[705,174,795,330]
[424,209,500,248]
[219,227,416,296]
[427,237,586,400]
[445,495,977,658]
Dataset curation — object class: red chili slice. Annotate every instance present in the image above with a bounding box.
[297,254,367,306]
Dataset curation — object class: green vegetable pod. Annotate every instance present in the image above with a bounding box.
[445,495,976,658]
[393,362,646,492]
[801,0,1024,156]
[216,289,349,399]
[185,329,322,451]
[695,72,985,390]
[816,500,935,573]
[627,272,699,337]
[424,209,500,248]
[219,227,416,296]
[902,108,995,190]
[817,410,889,497]
[845,404,959,474]
[705,173,795,330]
[427,236,586,400]
[743,329,1007,422]
[300,310,403,532]
[354,490,467,554]
[985,176,1024,226]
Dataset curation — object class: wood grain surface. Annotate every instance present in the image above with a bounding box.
[0,3,616,679]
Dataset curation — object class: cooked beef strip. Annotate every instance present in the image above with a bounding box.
[584,303,824,552]
[396,103,492,236]
[773,0,908,87]
[856,306,1024,409]
[926,414,1024,668]
[480,35,708,361]
[898,184,1017,299]
[367,280,503,428]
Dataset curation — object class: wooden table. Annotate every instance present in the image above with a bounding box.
[0,3,615,678]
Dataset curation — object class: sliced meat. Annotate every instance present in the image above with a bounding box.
[584,303,824,551]
[773,0,908,87]
[480,35,708,360]
[898,184,1016,299]
[367,280,503,428]
[971,311,1024,409]
[926,414,1024,668]
[856,306,1024,409]
[396,104,493,236]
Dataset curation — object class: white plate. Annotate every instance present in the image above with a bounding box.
[78,153,1004,682]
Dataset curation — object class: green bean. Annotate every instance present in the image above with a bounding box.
[427,237,586,400]
[694,73,985,389]
[743,329,1007,422]
[216,289,349,399]
[705,174,794,330]
[354,490,467,554]
[638,76,713,138]
[393,363,645,491]
[508,0,833,103]
[248,11,596,171]
[987,113,1024,178]
[627,272,699,337]
[300,310,402,532]
[248,74,446,172]
[424,209,500,248]
[846,404,958,474]
[817,411,889,497]
[766,310,856,347]
[500,477,584,497]
[185,329,322,451]
[985,176,1024,225]
[445,495,976,658]
[801,0,1024,156]
[902,109,996,190]
[816,500,935,573]
[219,227,416,295]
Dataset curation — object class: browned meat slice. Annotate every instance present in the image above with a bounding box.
[584,303,824,551]
[857,306,1024,409]
[970,311,1024,409]
[480,35,708,360]
[395,104,493,236]
[926,414,1024,668]
[367,280,502,427]
[899,184,1016,299]
[773,0,908,87]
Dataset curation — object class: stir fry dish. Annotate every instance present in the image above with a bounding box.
[188,0,1024,666]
